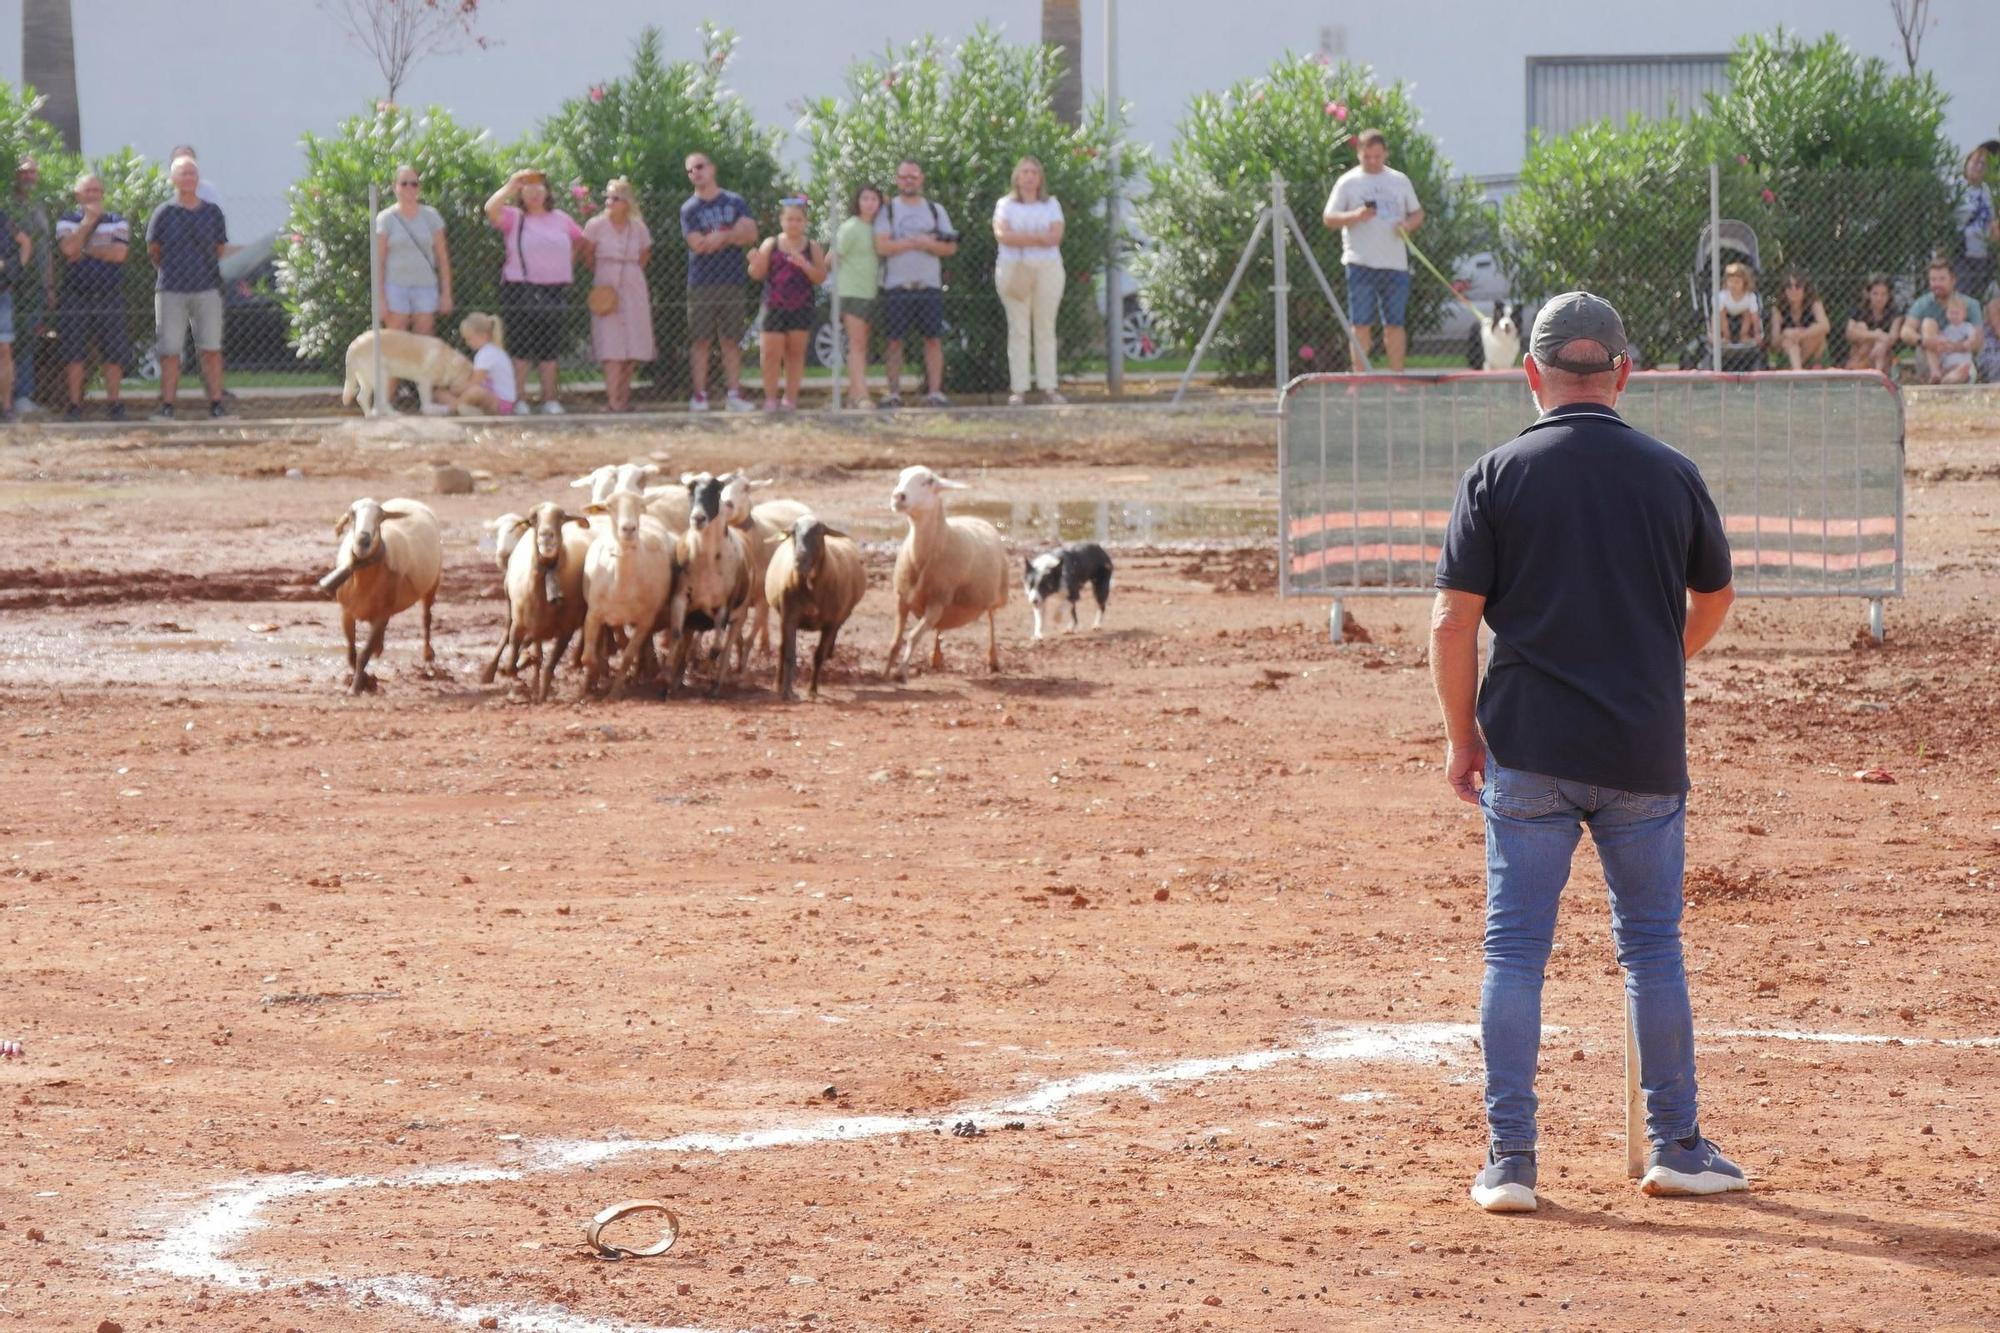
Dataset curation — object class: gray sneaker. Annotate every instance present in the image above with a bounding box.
[1641,1135,1748,1196]
[1469,1149,1537,1213]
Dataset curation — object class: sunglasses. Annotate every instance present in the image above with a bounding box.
[686,163,709,175]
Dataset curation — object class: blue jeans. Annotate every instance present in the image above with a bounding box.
[1344,264,1410,327]
[1479,762,1699,1155]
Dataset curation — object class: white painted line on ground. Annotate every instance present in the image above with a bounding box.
[129,1019,2000,1333]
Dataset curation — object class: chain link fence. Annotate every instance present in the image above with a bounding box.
[17,163,1989,419]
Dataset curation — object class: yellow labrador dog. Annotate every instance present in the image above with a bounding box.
[341,329,477,415]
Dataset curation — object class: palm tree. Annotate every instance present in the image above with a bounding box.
[22,0,80,152]
[1042,0,1082,127]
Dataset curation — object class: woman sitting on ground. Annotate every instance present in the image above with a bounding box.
[1842,274,1900,375]
[1768,269,1829,369]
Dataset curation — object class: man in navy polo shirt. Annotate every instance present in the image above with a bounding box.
[145,155,228,419]
[1430,292,1743,1213]
[55,173,133,420]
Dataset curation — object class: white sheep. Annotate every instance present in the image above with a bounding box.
[318,497,443,694]
[884,466,1007,681]
[765,515,867,702]
[579,485,674,701]
[484,511,531,679]
[666,472,752,697]
[484,501,593,702]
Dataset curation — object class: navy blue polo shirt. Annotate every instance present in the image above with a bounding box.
[146,198,227,293]
[1434,401,1733,795]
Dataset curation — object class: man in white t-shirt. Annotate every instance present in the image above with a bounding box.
[1322,129,1424,372]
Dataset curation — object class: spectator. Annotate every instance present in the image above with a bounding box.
[1977,293,2000,384]
[831,183,883,409]
[375,163,454,411]
[168,145,222,206]
[431,312,515,416]
[1953,140,1999,301]
[1841,274,1900,375]
[483,168,585,415]
[1716,262,1762,372]
[54,173,132,421]
[748,196,827,412]
[1902,259,1983,385]
[0,192,28,423]
[145,155,228,420]
[1924,295,1981,385]
[1767,270,1829,370]
[11,158,52,416]
[993,155,1066,407]
[583,177,654,414]
[1322,128,1424,373]
[679,151,758,413]
[875,159,958,408]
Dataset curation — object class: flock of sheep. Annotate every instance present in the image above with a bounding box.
[317,463,1021,703]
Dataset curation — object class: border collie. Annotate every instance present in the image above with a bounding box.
[1479,302,1524,370]
[1025,542,1113,639]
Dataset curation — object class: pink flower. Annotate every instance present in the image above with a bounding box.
[1299,344,1315,361]
[1736,154,1750,166]
[290,231,304,245]
[588,84,606,104]
[581,201,596,216]
[571,184,589,199]
[375,100,394,113]
[1761,188,1776,204]
[1316,53,1332,67]
[1252,89,1265,103]
[1328,101,1349,121]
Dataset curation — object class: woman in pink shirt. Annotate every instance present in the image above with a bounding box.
[483,168,585,414]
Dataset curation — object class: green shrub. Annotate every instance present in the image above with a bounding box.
[1137,54,1486,378]
[535,24,791,393]
[1501,28,1958,368]
[801,26,1132,392]
[280,102,504,364]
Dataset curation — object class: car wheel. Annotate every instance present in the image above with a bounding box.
[1121,307,1163,362]
[811,318,847,369]
[130,346,161,384]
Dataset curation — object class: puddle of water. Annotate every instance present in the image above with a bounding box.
[834,499,1274,547]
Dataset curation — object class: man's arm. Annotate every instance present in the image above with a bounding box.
[58,215,97,262]
[1684,585,1734,659]
[1428,588,1487,805]
[1400,207,1425,236]
[725,214,758,249]
[13,230,30,266]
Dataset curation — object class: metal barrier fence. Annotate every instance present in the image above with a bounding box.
[1278,370,1905,641]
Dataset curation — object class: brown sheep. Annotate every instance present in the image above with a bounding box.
[764,515,866,701]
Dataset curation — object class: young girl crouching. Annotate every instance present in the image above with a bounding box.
[432,312,518,416]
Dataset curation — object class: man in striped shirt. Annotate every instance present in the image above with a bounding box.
[55,174,133,420]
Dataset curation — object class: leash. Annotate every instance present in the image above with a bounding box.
[1399,229,1487,321]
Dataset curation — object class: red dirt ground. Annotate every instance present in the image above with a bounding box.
[4,400,1999,1331]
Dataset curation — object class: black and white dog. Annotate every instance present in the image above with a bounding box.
[1479,301,1524,369]
[1025,542,1113,639]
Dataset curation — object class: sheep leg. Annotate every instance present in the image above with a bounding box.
[579,609,604,698]
[897,606,947,681]
[884,604,911,679]
[480,606,515,684]
[607,622,647,702]
[420,594,436,666]
[707,609,735,698]
[810,624,841,701]
[342,608,358,670]
[351,620,388,694]
[777,610,800,703]
[540,629,574,704]
[930,629,945,670]
[987,609,1001,672]
[755,601,773,660]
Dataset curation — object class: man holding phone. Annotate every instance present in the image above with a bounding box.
[1324,129,1424,372]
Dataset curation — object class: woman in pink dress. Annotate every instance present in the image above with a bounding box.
[582,177,655,413]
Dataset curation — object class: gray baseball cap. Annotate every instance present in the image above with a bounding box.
[1529,291,1628,374]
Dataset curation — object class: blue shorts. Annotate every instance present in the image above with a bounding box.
[883,286,944,342]
[57,303,132,368]
[1345,264,1410,328]
[0,291,13,345]
[385,281,441,316]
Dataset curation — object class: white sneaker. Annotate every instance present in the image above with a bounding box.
[14,398,43,416]
[1044,390,1068,406]
[540,400,565,416]
[689,394,710,413]
[1007,393,1025,407]
[724,389,756,413]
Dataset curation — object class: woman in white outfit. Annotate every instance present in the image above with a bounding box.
[993,156,1066,406]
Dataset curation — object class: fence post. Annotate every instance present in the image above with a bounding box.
[1103,0,1123,397]
[1708,163,1721,375]
[367,181,385,418]
[830,286,843,412]
[1271,172,1289,397]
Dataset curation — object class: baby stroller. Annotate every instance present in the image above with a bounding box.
[1679,220,1764,371]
